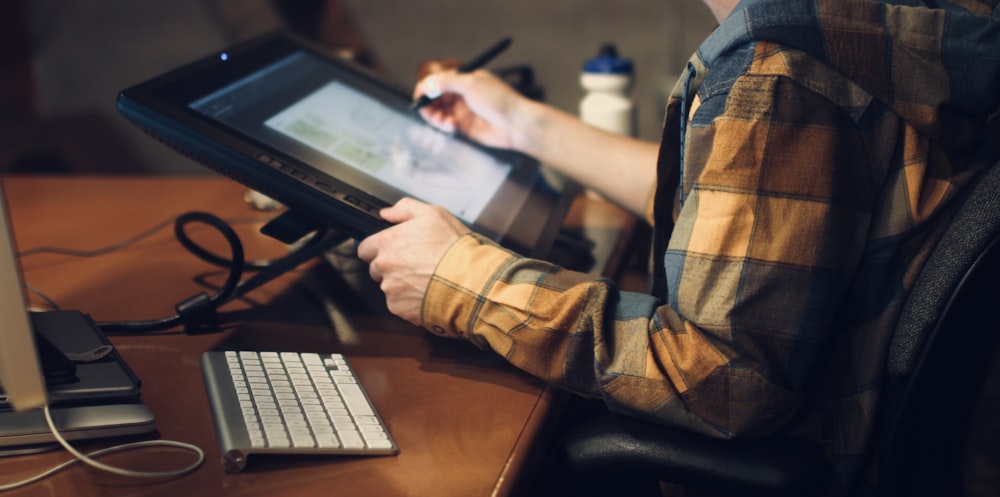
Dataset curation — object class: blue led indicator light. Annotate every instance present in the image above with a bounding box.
[220,52,229,61]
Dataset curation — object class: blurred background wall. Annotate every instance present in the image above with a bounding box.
[2,0,714,175]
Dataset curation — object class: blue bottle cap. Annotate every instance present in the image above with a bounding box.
[583,44,634,75]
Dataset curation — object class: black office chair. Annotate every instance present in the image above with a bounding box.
[564,149,1000,497]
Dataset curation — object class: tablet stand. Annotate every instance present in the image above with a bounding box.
[232,222,348,301]
[174,210,349,334]
[260,209,327,245]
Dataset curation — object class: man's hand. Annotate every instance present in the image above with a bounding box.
[356,198,471,326]
[413,66,532,151]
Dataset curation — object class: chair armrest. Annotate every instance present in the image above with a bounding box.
[565,414,831,497]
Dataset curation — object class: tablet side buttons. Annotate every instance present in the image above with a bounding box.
[257,153,381,217]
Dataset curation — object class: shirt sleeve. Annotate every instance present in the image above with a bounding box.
[422,42,878,439]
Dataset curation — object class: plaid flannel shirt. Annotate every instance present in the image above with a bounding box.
[420,0,1000,493]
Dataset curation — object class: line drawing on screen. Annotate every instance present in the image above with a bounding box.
[265,81,510,222]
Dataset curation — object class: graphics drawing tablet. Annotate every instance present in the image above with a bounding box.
[116,32,575,257]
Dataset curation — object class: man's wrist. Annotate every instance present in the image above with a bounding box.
[421,233,514,343]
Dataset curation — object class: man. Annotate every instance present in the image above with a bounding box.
[358,0,1000,493]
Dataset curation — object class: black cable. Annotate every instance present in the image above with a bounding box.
[173,215,335,273]
[94,211,350,335]
[20,210,348,335]
[175,212,247,306]
[97,212,246,334]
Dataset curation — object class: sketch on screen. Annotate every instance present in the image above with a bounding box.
[265,81,510,222]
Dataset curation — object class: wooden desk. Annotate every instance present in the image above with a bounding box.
[1,175,634,497]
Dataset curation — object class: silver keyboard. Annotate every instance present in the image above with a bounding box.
[200,351,397,472]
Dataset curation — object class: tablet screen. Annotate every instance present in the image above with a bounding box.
[191,52,512,224]
[118,33,573,257]
[263,80,510,223]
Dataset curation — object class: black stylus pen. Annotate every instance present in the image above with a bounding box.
[410,37,513,111]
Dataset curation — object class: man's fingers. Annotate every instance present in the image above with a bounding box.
[357,198,431,264]
[378,197,432,224]
[416,58,461,82]
[356,234,378,263]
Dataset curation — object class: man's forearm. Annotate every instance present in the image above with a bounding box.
[512,99,659,218]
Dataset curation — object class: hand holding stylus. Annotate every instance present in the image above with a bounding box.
[410,37,513,111]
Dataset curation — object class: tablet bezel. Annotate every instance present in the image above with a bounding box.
[116,32,575,258]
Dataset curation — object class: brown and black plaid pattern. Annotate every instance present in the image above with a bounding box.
[421,1,999,494]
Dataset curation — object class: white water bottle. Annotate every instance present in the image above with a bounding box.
[579,44,635,136]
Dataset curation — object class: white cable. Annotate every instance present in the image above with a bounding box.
[0,406,205,492]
